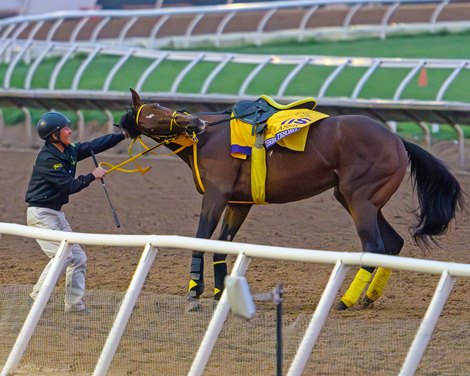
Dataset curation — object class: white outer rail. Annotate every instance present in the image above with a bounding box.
[0,0,467,48]
[1,222,470,375]
[4,39,470,99]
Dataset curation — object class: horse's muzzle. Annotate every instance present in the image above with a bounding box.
[198,120,209,134]
[189,118,208,135]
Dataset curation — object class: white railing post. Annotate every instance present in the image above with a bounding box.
[399,270,455,376]
[1,240,72,376]
[93,243,158,376]
[287,260,349,376]
[188,252,252,376]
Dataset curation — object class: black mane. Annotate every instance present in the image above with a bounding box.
[119,109,141,139]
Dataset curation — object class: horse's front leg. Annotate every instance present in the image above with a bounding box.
[213,203,252,300]
[188,190,229,305]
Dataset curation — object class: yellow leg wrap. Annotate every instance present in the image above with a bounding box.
[214,287,221,296]
[340,268,372,308]
[188,279,198,291]
[365,267,392,302]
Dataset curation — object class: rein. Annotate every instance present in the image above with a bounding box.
[99,137,179,174]
[205,111,256,127]
[137,103,254,128]
[100,134,206,193]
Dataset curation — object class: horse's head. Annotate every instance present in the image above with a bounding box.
[119,88,208,141]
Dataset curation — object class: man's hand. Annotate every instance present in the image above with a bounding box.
[92,166,106,179]
[113,123,130,139]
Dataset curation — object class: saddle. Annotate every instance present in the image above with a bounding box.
[230,95,325,205]
[232,95,318,134]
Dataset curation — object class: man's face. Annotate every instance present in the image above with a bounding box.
[58,126,72,145]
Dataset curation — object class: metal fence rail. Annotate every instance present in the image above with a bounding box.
[2,39,470,104]
[1,222,470,375]
[1,1,470,165]
[1,38,470,161]
[1,0,469,49]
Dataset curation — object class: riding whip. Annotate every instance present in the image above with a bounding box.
[90,150,121,228]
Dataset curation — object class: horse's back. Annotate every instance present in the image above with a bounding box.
[318,114,407,168]
[264,114,408,203]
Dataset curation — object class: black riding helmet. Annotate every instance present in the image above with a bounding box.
[37,112,71,141]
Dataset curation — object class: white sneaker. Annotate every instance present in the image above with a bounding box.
[64,303,89,313]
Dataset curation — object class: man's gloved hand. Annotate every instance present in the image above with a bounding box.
[113,123,130,139]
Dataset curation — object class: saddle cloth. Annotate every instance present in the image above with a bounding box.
[230,108,329,159]
[229,96,329,204]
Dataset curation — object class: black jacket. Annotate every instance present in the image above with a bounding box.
[25,133,125,211]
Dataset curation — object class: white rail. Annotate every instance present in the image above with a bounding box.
[1,222,470,375]
[2,39,470,101]
[2,38,470,163]
[0,0,468,48]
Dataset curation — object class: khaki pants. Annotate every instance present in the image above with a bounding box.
[27,207,87,311]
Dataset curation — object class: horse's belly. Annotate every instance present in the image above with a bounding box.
[260,155,337,203]
[265,169,337,203]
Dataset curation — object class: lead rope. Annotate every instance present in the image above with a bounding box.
[99,137,170,174]
[99,134,187,173]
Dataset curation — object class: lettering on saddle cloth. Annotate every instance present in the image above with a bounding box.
[230,96,329,204]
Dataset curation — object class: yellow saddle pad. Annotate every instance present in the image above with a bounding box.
[230,108,329,159]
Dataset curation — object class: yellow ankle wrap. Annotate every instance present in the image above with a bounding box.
[189,279,198,291]
[366,267,392,301]
[341,268,372,308]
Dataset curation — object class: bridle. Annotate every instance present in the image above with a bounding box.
[135,104,200,140]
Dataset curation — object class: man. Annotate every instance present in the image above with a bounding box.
[25,111,126,313]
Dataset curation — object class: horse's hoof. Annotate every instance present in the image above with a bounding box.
[361,296,375,308]
[186,299,202,313]
[335,300,349,311]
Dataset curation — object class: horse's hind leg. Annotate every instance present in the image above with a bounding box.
[334,186,404,310]
[362,211,404,307]
[332,189,374,309]
[333,186,387,309]
[213,203,252,300]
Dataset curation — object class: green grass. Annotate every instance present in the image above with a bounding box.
[186,31,470,59]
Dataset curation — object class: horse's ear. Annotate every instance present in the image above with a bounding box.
[130,88,142,109]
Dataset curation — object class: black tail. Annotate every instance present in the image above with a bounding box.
[402,139,464,248]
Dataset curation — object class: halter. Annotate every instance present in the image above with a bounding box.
[135,104,190,139]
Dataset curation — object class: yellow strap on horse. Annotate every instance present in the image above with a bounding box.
[100,140,160,174]
[135,104,145,124]
[101,137,178,175]
[101,135,196,176]
[137,136,188,156]
[192,138,205,193]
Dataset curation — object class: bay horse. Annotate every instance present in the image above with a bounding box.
[119,88,463,311]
